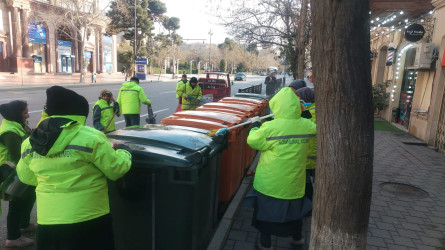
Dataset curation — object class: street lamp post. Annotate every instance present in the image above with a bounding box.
[208,29,213,71]
[190,60,194,75]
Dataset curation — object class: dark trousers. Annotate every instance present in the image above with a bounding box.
[259,219,303,248]
[7,187,36,240]
[123,114,140,127]
[37,214,115,250]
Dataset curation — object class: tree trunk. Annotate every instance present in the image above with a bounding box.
[309,1,373,249]
[297,0,308,79]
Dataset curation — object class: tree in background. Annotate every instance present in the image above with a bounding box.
[106,0,168,58]
[373,81,390,116]
[310,0,373,248]
[162,16,182,78]
[219,59,227,72]
[210,0,311,79]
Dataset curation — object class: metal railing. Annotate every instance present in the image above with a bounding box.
[238,83,262,94]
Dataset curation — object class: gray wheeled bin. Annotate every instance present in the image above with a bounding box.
[107,125,226,250]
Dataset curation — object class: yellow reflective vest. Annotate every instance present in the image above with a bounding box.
[306,104,317,170]
[117,81,151,115]
[247,88,316,200]
[92,99,116,133]
[0,119,26,166]
[176,82,202,110]
[176,80,188,99]
[17,115,132,225]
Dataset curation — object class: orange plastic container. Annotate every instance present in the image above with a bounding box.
[169,110,241,125]
[161,115,244,203]
[219,97,268,116]
[199,103,255,118]
[196,106,249,119]
[200,103,257,170]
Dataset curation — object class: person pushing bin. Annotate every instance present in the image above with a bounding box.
[16,86,132,250]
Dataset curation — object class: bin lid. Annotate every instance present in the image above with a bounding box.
[162,117,229,130]
[200,103,254,115]
[195,107,248,118]
[221,97,264,105]
[171,111,242,125]
[107,126,223,168]
[234,93,268,100]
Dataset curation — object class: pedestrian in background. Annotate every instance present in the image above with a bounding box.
[0,100,36,248]
[297,87,317,201]
[16,86,132,250]
[264,72,277,96]
[121,66,126,75]
[176,77,202,110]
[246,87,316,250]
[92,89,120,133]
[117,76,152,126]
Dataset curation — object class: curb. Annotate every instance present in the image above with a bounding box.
[207,153,259,250]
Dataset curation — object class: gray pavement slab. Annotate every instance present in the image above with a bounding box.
[219,130,445,250]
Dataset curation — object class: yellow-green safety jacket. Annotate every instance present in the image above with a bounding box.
[177,82,202,110]
[92,99,116,133]
[247,87,316,200]
[17,115,132,225]
[117,81,151,115]
[176,80,189,99]
[306,104,317,170]
[0,119,26,166]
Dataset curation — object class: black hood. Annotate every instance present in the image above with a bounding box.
[30,118,75,156]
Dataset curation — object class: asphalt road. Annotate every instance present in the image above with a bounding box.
[0,75,270,249]
[0,75,269,129]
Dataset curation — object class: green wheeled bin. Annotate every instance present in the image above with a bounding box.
[107,125,226,250]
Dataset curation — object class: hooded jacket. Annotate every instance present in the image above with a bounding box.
[176,79,189,99]
[92,99,117,132]
[16,115,132,225]
[247,87,316,199]
[0,119,27,166]
[117,81,151,115]
[177,82,202,110]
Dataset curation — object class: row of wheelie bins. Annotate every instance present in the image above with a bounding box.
[106,93,269,250]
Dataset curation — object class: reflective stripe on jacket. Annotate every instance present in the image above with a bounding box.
[17,115,132,225]
[176,80,188,99]
[117,81,151,114]
[247,87,316,200]
[92,99,116,132]
[177,82,202,110]
[0,119,26,166]
[306,104,317,169]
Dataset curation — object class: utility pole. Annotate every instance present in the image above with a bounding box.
[190,60,194,74]
[208,29,213,71]
[134,0,137,77]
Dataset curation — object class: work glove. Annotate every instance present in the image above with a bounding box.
[216,128,228,135]
[113,143,132,154]
[250,116,260,123]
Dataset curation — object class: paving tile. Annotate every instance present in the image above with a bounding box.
[396,229,419,239]
[392,236,416,247]
[413,244,436,250]
[422,229,443,238]
[225,240,235,246]
[228,230,248,241]
[365,246,379,250]
[385,244,408,250]
[421,236,443,247]
[223,245,234,250]
[233,241,255,250]
[376,221,396,231]
[366,236,386,247]
[370,228,393,239]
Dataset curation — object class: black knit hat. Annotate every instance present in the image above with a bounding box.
[45,86,89,118]
[289,79,307,90]
[0,100,27,124]
[190,77,198,83]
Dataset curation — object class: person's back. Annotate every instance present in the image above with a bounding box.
[117,77,151,126]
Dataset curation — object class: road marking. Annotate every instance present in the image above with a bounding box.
[0,98,28,103]
[115,108,170,125]
[159,91,176,94]
[29,109,44,114]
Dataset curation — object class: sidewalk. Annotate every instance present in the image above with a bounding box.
[218,130,445,250]
[0,72,179,89]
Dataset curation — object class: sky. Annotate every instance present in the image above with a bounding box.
[158,0,230,45]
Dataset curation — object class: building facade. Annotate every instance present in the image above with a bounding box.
[0,0,117,74]
[370,0,445,153]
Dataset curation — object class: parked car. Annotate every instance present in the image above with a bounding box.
[234,72,246,81]
[260,71,267,76]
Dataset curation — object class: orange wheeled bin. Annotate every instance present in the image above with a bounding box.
[219,97,267,116]
[161,114,245,203]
